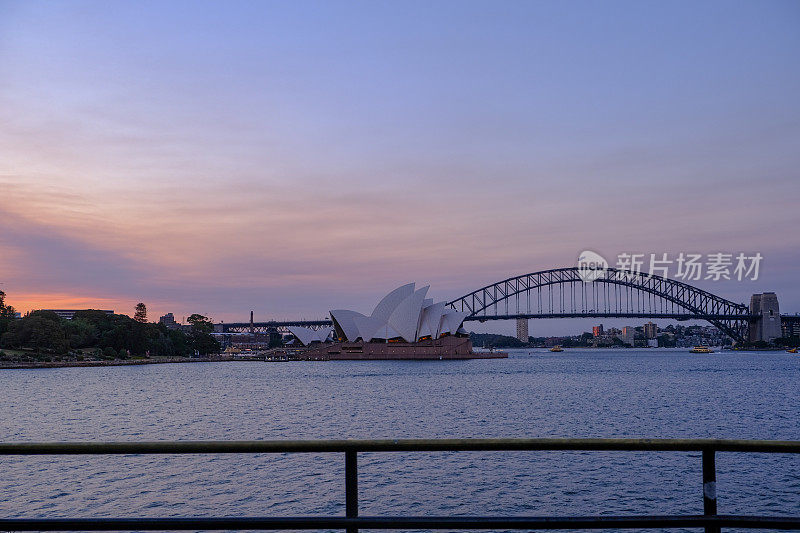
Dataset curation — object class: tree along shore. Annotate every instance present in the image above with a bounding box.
[0,308,221,365]
[0,354,265,369]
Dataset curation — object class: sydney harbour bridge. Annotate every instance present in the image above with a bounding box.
[219,267,792,344]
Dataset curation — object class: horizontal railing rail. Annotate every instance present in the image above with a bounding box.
[2,438,799,532]
[3,437,800,454]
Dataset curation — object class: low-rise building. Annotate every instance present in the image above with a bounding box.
[158,312,180,329]
[40,309,114,320]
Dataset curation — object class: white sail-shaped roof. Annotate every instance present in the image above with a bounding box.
[288,326,330,346]
[352,315,381,341]
[353,314,403,342]
[330,309,366,342]
[329,283,467,343]
[439,309,469,336]
[418,301,445,339]
[418,298,434,337]
[387,286,429,342]
[370,283,415,323]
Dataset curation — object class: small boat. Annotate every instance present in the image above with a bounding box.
[787,348,798,354]
[690,346,715,354]
[550,345,564,352]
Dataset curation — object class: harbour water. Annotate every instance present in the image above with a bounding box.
[1,348,798,529]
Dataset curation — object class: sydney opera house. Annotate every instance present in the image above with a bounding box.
[291,283,506,360]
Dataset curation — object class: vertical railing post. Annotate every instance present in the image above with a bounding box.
[345,450,358,533]
[702,449,719,533]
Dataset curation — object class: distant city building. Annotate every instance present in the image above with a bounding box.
[781,319,800,339]
[516,318,529,342]
[621,326,635,346]
[158,312,180,330]
[644,321,658,339]
[225,333,274,350]
[40,309,114,320]
[592,324,604,337]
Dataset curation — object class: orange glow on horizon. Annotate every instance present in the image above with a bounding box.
[7,293,130,316]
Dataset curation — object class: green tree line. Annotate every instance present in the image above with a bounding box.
[0,290,18,341]
[0,296,219,358]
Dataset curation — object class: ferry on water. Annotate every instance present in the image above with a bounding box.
[550,345,564,352]
[690,345,715,354]
[787,348,798,354]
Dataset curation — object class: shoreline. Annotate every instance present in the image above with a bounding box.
[2,346,789,369]
[0,355,264,370]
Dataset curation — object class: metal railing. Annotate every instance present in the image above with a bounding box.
[1,438,799,531]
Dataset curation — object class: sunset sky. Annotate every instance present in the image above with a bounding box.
[1,1,798,334]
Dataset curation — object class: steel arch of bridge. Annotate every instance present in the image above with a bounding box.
[447,267,753,343]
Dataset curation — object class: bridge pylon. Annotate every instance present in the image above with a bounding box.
[748,293,780,342]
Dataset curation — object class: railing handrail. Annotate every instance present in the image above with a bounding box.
[1,437,799,455]
[3,438,799,532]
[1,515,800,531]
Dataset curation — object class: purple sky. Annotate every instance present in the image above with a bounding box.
[1,1,798,334]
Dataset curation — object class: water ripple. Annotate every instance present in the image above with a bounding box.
[0,349,797,533]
